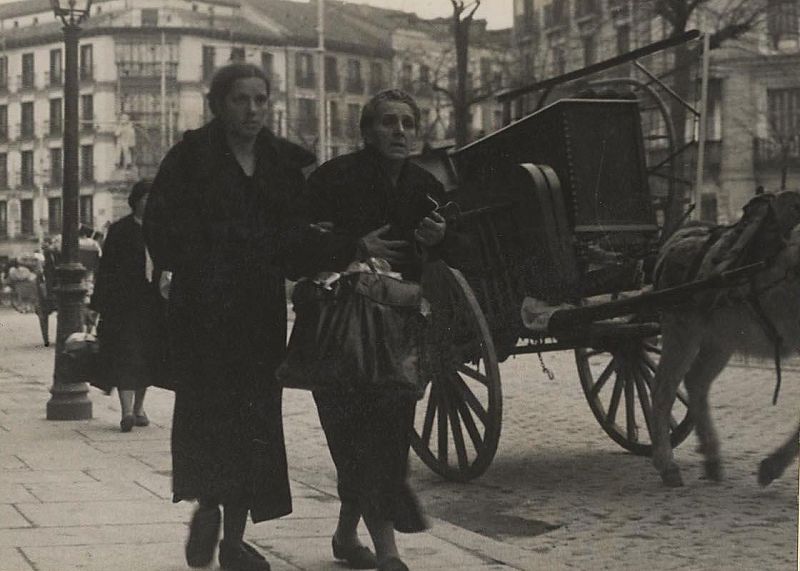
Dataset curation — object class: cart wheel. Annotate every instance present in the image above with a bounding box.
[412,262,502,482]
[576,338,693,456]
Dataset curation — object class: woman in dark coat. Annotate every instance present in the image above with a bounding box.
[304,89,464,571]
[90,180,160,432]
[143,63,315,571]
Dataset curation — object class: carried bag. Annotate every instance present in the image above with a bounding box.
[277,270,428,397]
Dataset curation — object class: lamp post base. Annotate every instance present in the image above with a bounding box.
[46,381,92,420]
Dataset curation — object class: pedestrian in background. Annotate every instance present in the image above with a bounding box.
[303,89,463,571]
[90,180,159,432]
[144,62,316,571]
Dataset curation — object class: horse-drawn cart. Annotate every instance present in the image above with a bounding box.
[410,31,759,482]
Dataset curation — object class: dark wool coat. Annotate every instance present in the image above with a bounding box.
[305,146,463,280]
[143,120,315,522]
[89,214,163,392]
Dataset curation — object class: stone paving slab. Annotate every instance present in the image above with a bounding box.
[22,480,158,503]
[0,485,37,504]
[0,523,186,549]
[0,547,33,571]
[14,500,193,527]
[0,506,32,530]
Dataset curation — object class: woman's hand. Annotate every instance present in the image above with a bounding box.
[359,224,409,263]
[414,211,446,247]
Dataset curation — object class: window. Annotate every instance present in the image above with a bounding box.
[48,197,62,234]
[768,0,799,48]
[0,154,7,188]
[575,0,599,18]
[81,144,94,182]
[515,0,536,33]
[329,100,341,137]
[347,103,360,138]
[21,102,34,139]
[230,47,245,63]
[80,195,93,227]
[49,98,62,136]
[369,62,385,93]
[0,201,6,237]
[202,45,216,80]
[20,199,33,236]
[295,53,315,88]
[700,193,718,223]
[261,51,274,79]
[80,44,93,80]
[0,56,7,89]
[616,24,631,55]
[401,63,413,92]
[50,148,62,186]
[141,8,159,27]
[81,94,94,132]
[0,105,7,141]
[543,0,567,27]
[21,151,34,187]
[765,88,800,159]
[297,97,316,134]
[346,59,363,93]
[49,49,62,85]
[325,56,339,91]
[21,53,34,89]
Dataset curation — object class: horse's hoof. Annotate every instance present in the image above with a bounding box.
[704,460,724,482]
[758,459,778,487]
[661,467,684,487]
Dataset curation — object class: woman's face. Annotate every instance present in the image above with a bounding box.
[219,77,270,141]
[363,100,417,162]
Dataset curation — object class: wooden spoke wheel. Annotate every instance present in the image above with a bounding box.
[411,262,502,482]
[576,337,693,456]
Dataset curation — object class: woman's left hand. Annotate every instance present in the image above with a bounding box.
[414,211,446,247]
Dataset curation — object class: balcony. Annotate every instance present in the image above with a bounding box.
[18,123,35,141]
[79,64,94,82]
[118,60,178,79]
[296,74,316,90]
[608,0,630,19]
[543,0,567,29]
[754,136,800,168]
[49,120,62,138]
[46,71,63,87]
[574,0,599,19]
[18,73,36,91]
[325,74,340,92]
[297,117,318,136]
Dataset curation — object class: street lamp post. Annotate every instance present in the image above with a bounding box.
[47,0,93,421]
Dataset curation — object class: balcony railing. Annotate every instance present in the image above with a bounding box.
[118,60,178,79]
[18,73,35,91]
[325,74,340,92]
[296,74,316,89]
[46,71,63,87]
[297,117,318,136]
[19,123,35,141]
[575,0,599,19]
[79,64,94,82]
[754,136,800,167]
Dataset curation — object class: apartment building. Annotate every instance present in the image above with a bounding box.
[512,0,800,223]
[0,0,509,257]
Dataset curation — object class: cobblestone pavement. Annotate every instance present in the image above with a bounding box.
[1,308,797,570]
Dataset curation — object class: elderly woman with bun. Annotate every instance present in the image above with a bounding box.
[144,63,318,571]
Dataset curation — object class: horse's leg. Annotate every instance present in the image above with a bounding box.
[651,313,703,487]
[758,423,800,486]
[683,343,732,482]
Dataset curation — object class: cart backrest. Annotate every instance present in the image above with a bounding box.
[453,99,657,236]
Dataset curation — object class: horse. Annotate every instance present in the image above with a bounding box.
[649,190,800,487]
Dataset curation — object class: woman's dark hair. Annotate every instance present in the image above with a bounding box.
[359,89,420,137]
[207,63,271,117]
[128,179,152,210]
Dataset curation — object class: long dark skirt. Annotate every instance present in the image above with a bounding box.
[313,390,427,533]
[168,297,292,523]
[95,303,159,392]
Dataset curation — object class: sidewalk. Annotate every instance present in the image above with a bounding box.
[0,309,534,571]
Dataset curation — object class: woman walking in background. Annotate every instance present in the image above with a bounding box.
[144,63,316,571]
[90,180,159,432]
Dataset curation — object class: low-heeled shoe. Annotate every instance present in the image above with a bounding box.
[219,540,271,571]
[120,415,135,433]
[332,536,378,569]
[377,557,409,571]
[134,412,150,427]
[185,505,221,567]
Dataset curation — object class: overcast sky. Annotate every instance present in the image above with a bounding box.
[1,0,513,30]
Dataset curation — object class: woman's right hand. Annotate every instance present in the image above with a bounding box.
[358,224,409,264]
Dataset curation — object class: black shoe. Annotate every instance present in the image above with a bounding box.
[120,415,135,433]
[332,536,378,569]
[185,505,221,568]
[378,557,409,571]
[219,540,271,571]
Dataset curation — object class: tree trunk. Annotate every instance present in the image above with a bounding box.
[453,17,471,149]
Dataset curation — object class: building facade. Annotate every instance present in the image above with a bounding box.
[512,0,800,223]
[0,0,509,257]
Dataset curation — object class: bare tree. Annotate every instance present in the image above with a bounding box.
[450,0,481,148]
[653,0,768,227]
